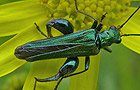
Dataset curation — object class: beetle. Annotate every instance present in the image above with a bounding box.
[14,0,140,90]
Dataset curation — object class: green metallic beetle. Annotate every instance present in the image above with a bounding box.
[14,0,140,90]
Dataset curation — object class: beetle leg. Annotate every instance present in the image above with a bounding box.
[104,47,112,53]
[100,12,107,22]
[33,57,79,90]
[62,56,90,78]
[46,19,74,38]
[74,0,97,21]
[34,23,48,38]
[96,23,103,32]
[54,56,90,90]
[75,0,98,30]
[91,20,98,29]
[95,13,107,32]
[53,56,90,90]
[46,24,53,38]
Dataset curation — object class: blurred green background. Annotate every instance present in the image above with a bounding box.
[0,0,140,90]
[98,44,140,90]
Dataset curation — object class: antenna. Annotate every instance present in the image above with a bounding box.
[118,6,140,30]
[120,6,140,37]
[121,34,140,37]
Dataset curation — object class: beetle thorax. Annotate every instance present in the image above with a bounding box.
[98,29,121,48]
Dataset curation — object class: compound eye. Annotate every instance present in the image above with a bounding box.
[109,26,116,30]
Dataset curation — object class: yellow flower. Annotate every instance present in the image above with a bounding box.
[0,0,139,90]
